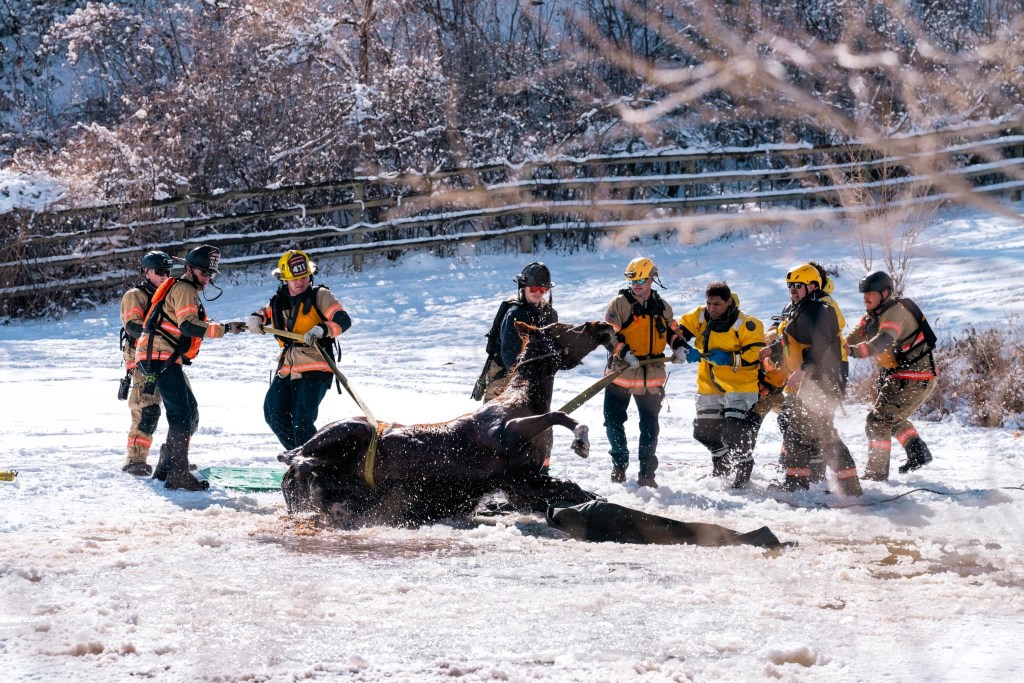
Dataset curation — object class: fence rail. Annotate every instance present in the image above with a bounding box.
[3,120,1023,313]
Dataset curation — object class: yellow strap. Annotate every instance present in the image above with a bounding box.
[260,325,380,489]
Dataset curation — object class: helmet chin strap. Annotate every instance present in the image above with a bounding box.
[203,279,224,301]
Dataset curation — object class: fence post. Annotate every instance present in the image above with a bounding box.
[1012,131,1023,202]
[519,210,534,254]
[174,182,189,257]
[352,183,364,272]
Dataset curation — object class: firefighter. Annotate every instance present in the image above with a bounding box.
[136,245,246,491]
[246,249,352,451]
[758,264,862,496]
[846,271,937,480]
[753,262,852,483]
[603,257,685,487]
[118,251,175,475]
[677,282,766,488]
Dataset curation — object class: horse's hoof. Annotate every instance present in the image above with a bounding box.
[572,440,590,458]
[573,425,590,458]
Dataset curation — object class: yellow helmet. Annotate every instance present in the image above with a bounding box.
[273,249,317,281]
[785,263,821,288]
[624,257,657,282]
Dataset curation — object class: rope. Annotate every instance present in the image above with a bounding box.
[257,325,380,489]
[559,356,669,414]
[775,483,1024,510]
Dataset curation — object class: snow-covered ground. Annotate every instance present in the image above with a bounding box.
[2,208,1023,682]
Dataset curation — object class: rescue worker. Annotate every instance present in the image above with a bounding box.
[757,264,863,496]
[480,262,558,403]
[845,271,937,480]
[603,257,684,487]
[676,282,766,488]
[246,250,352,450]
[753,261,850,483]
[136,245,246,491]
[118,251,175,475]
[810,261,850,393]
[477,262,558,474]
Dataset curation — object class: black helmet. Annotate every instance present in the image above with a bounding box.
[514,262,553,288]
[140,250,174,274]
[859,270,894,294]
[185,245,220,274]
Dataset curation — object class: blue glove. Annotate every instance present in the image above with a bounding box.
[706,349,733,366]
[686,347,702,363]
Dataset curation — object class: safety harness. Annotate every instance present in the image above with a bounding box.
[866,296,938,379]
[268,284,343,389]
[141,276,205,369]
[119,280,157,355]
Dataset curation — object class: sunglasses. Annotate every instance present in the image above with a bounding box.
[196,268,215,278]
[787,282,805,290]
[628,278,649,286]
[527,286,548,294]
[152,268,170,277]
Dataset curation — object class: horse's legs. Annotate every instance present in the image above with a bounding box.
[505,411,590,458]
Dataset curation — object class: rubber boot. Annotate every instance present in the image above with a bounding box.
[163,430,208,491]
[899,437,933,474]
[731,460,754,488]
[711,456,731,477]
[122,461,153,476]
[768,475,809,492]
[152,443,170,481]
[636,472,658,487]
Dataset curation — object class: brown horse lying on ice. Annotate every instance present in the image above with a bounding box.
[280,321,614,524]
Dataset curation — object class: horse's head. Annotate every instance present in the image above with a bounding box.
[547,321,616,370]
[512,320,614,375]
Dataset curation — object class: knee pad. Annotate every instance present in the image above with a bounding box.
[137,404,161,435]
[693,418,724,452]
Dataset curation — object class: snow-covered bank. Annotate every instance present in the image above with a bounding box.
[2,208,1023,682]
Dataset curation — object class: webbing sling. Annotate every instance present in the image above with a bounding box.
[260,326,380,490]
[558,356,669,414]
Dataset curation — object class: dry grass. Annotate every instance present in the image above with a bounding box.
[849,316,1024,428]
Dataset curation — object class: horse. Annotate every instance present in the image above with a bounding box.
[279,320,615,525]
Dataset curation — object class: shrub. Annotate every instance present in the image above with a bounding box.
[849,317,1024,428]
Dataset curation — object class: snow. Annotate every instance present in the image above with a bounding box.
[2,205,1024,682]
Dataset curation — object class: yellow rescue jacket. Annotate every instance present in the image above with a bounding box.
[678,295,765,395]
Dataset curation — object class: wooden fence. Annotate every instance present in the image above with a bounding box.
[2,120,1023,315]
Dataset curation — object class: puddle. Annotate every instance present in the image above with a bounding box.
[821,536,1020,586]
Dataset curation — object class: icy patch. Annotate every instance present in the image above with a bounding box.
[767,645,827,667]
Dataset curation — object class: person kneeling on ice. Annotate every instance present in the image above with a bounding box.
[676,281,766,488]
[757,264,862,496]
[845,271,938,480]
[136,245,246,491]
[245,250,352,450]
